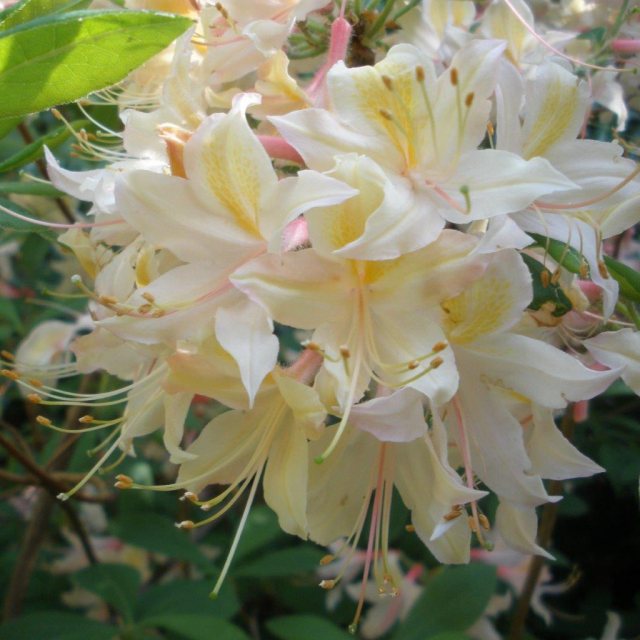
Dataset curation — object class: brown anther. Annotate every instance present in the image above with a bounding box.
[465,92,474,107]
[1,350,15,361]
[114,481,131,489]
[28,378,44,388]
[319,579,336,590]
[407,360,420,370]
[381,75,393,91]
[550,269,562,285]
[114,474,133,489]
[598,260,610,279]
[1,369,19,381]
[152,309,166,318]
[176,520,195,530]
[98,295,119,306]
[450,67,459,86]
[79,415,94,424]
[415,66,425,82]
[215,2,228,19]
[478,513,490,530]
[304,341,322,352]
[339,345,351,359]
[468,516,479,533]
[320,554,335,566]
[432,341,448,353]
[142,292,155,303]
[51,108,63,120]
[540,270,551,288]
[137,304,153,314]
[181,491,198,503]
[444,509,462,522]
[36,415,52,426]
[405,524,416,533]
[379,108,393,121]
[430,356,444,369]
[486,122,495,136]
[579,263,589,279]
[27,393,42,404]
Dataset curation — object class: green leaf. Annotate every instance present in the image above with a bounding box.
[0,10,193,118]
[521,252,573,317]
[267,615,353,640]
[604,255,640,303]
[1,0,92,31]
[140,614,250,640]
[0,611,117,640]
[0,115,21,140]
[137,580,240,620]
[234,546,324,578]
[110,512,210,568]
[527,233,589,277]
[72,562,140,622]
[393,564,497,640]
[0,119,89,172]
[234,504,283,561]
[0,196,56,239]
[0,180,64,197]
[0,298,21,331]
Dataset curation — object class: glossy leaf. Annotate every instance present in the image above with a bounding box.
[0,180,64,197]
[0,0,91,30]
[0,612,117,640]
[267,615,353,640]
[527,233,590,278]
[0,10,192,118]
[140,614,251,640]
[604,255,640,303]
[393,564,497,640]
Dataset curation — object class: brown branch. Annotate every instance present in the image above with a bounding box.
[16,121,75,224]
[507,408,576,640]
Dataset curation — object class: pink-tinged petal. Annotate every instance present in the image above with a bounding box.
[461,333,620,408]
[441,150,576,223]
[453,370,551,506]
[496,502,554,559]
[163,391,197,464]
[526,405,604,480]
[585,329,640,394]
[349,388,428,443]
[261,170,358,250]
[231,249,352,330]
[215,297,279,407]
[115,171,259,265]
[184,93,276,239]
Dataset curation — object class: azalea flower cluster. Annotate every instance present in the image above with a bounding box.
[2,0,640,631]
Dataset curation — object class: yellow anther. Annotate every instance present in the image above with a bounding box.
[468,516,479,533]
[28,378,44,388]
[176,520,195,530]
[415,66,425,82]
[152,310,166,318]
[78,415,94,424]
[486,122,495,137]
[478,513,490,530]
[551,269,562,285]
[142,292,155,303]
[598,260,609,279]
[465,92,474,108]
[430,356,444,369]
[1,350,15,361]
[26,394,42,404]
[381,75,393,91]
[180,491,199,503]
[98,295,119,306]
[433,341,448,353]
[319,579,336,590]
[540,270,551,288]
[51,108,63,120]
[36,415,52,426]
[405,524,416,533]
[320,554,335,566]
[137,303,153,314]
[114,474,133,489]
[450,67,459,86]
[444,509,462,522]
[1,369,20,380]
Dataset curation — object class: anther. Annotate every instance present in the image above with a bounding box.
[550,269,562,285]
[142,292,155,303]
[450,68,459,86]
[467,516,479,533]
[138,303,152,314]
[433,341,448,353]
[28,378,44,388]
[26,394,42,404]
[152,310,166,318]
[540,270,551,288]
[78,415,94,424]
[405,524,415,533]
[465,92,474,107]
[319,579,336,590]
[176,520,195,530]
[114,474,133,489]
[1,350,14,361]
[407,360,419,370]
[444,509,462,522]
[379,109,393,121]
[486,122,495,137]
[98,295,119,306]
[381,75,393,91]
[598,260,609,279]
[478,513,490,530]
[180,491,198,503]
[339,345,351,359]
[430,356,444,369]
[1,369,20,381]
[415,66,425,82]
[36,415,52,426]
[320,554,335,566]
